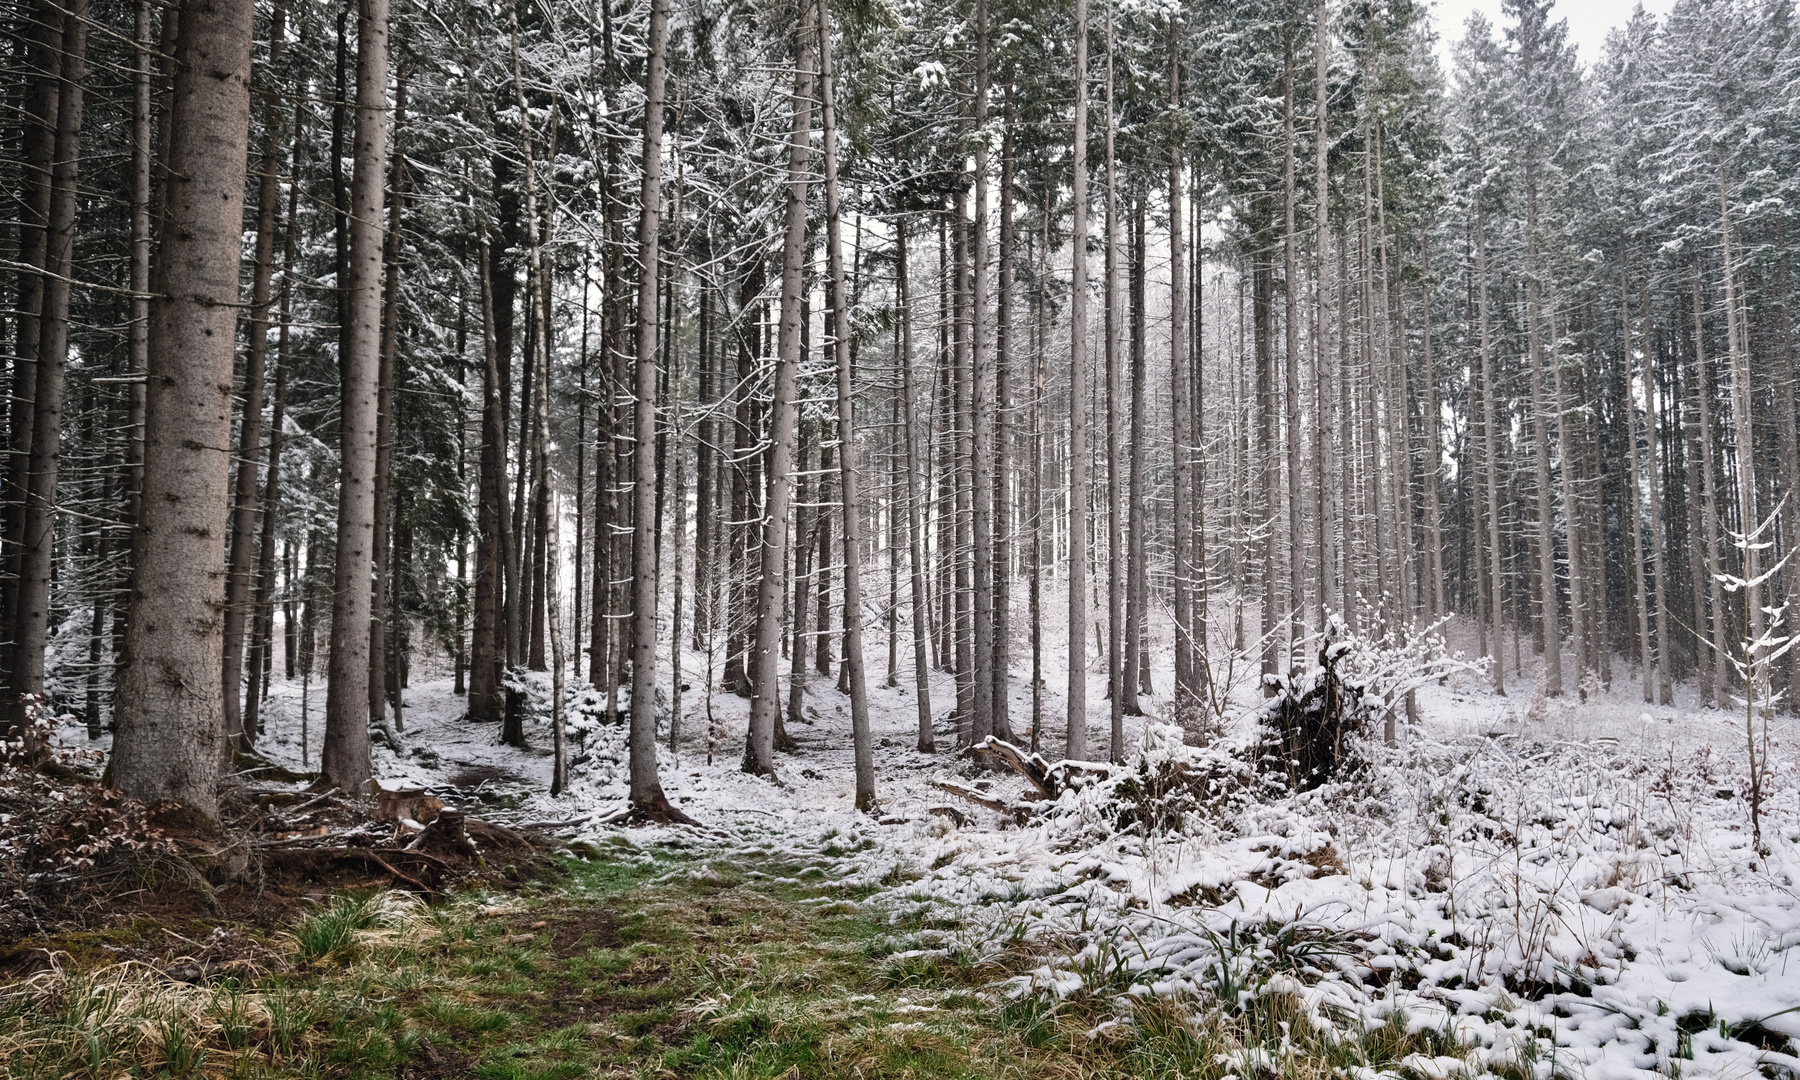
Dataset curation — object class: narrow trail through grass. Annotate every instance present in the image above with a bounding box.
[1,841,1468,1079]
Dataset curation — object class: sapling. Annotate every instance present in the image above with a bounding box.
[1711,500,1793,851]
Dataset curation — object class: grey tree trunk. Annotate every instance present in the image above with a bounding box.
[745,16,816,777]
[1639,261,1673,704]
[221,0,286,754]
[110,0,256,819]
[1524,161,1562,696]
[1066,0,1090,761]
[1475,210,1505,695]
[629,0,677,812]
[969,0,996,751]
[11,0,87,740]
[1103,2,1123,761]
[897,223,935,752]
[1622,255,1654,703]
[1,0,60,692]
[1280,32,1304,653]
[992,89,1017,743]
[1169,24,1195,721]
[1126,197,1150,713]
[246,117,302,737]
[321,0,389,795]
[1313,0,1335,625]
[817,0,875,808]
[368,77,407,733]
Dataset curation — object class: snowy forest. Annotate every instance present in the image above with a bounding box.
[4,0,1800,1076]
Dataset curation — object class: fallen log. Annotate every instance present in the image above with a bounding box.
[973,738,1059,800]
[933,781,1032,823]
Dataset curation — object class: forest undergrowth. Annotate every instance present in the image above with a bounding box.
[0,843,1487,1080]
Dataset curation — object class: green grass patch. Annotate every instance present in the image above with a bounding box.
[0,845,1484,1079]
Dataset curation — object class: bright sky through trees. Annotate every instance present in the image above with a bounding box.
[1429,0,1677,62]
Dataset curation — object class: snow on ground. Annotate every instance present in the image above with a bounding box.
[62,594,1800,1077]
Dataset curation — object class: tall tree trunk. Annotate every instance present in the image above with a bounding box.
[1281,29,1304,652]
[1719,160,1762,706]
[368,75,406,732]
[1169,21,1196,720]
[321,0,389,793]
[10,0,86,741]
[1420,235,1444,621]
[745,13,816,777]
[110,0,255,818]
[1066,0,1090,760]
[992,86,1016,742]
[1772,225,1799,711]
[1126,196,1150,716]
[1524,160,1562,696]
[1623,253,1654,702]
[897,223,935,752]
[1103,0,1123,760]
[1,0,61,691]
[1313,0,1335,625]
[1475,210,1505,695]
[221,0,286,754]
[969,0,996,751]
[627,0,677,812]
[1693,267,1729,706]
[246,112,302,736]
[818,0,875,806]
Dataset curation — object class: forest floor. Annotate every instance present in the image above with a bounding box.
[14,606,1800,1078]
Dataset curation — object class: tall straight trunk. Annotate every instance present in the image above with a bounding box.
[110,0,255,817]
[247,119,302,736]
[1280,30,1304,650]
[1622,254,1654,702]
[1524,161,1562,695]
[1169,24,1196,718]
[321,0,389,793]
[992,87,1016,742]
[1554,307,1589,692]
[951,211,972,732]
[1066,0,1090,760]
[897,223,935,751]
[1,0,61,686]
[1254,234,1278,687]
[788,428,814,725]
[693,282,715,650]
[969,0,996,749]
[628,0,676,811]
[1125,196,1150,715]
[815,435,835,678]
[1773,226,1799,710]
[818,0,875,805]
[10,0,86,739]
[221,0,286,752]
[469,221,507,722]
[119,0,152,695]
[745,16,816,777]
[1031,206,1048,753]
[1420,235,1444,621]
[1719,160,1762,702]
[368,76,406,730]
[1692,267,1729,705]
[1313,0,1334,624]
[1103,1,1124,760]
[1475,210,1504,693]
[1639,259,1672,703]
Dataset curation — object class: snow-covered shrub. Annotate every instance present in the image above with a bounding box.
[1101,723,1258,836]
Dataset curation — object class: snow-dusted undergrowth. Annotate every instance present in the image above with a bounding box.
[762,714,1800,1080]
[194,607,1800,1079]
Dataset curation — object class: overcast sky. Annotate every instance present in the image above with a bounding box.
[1426,0,1677,65]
